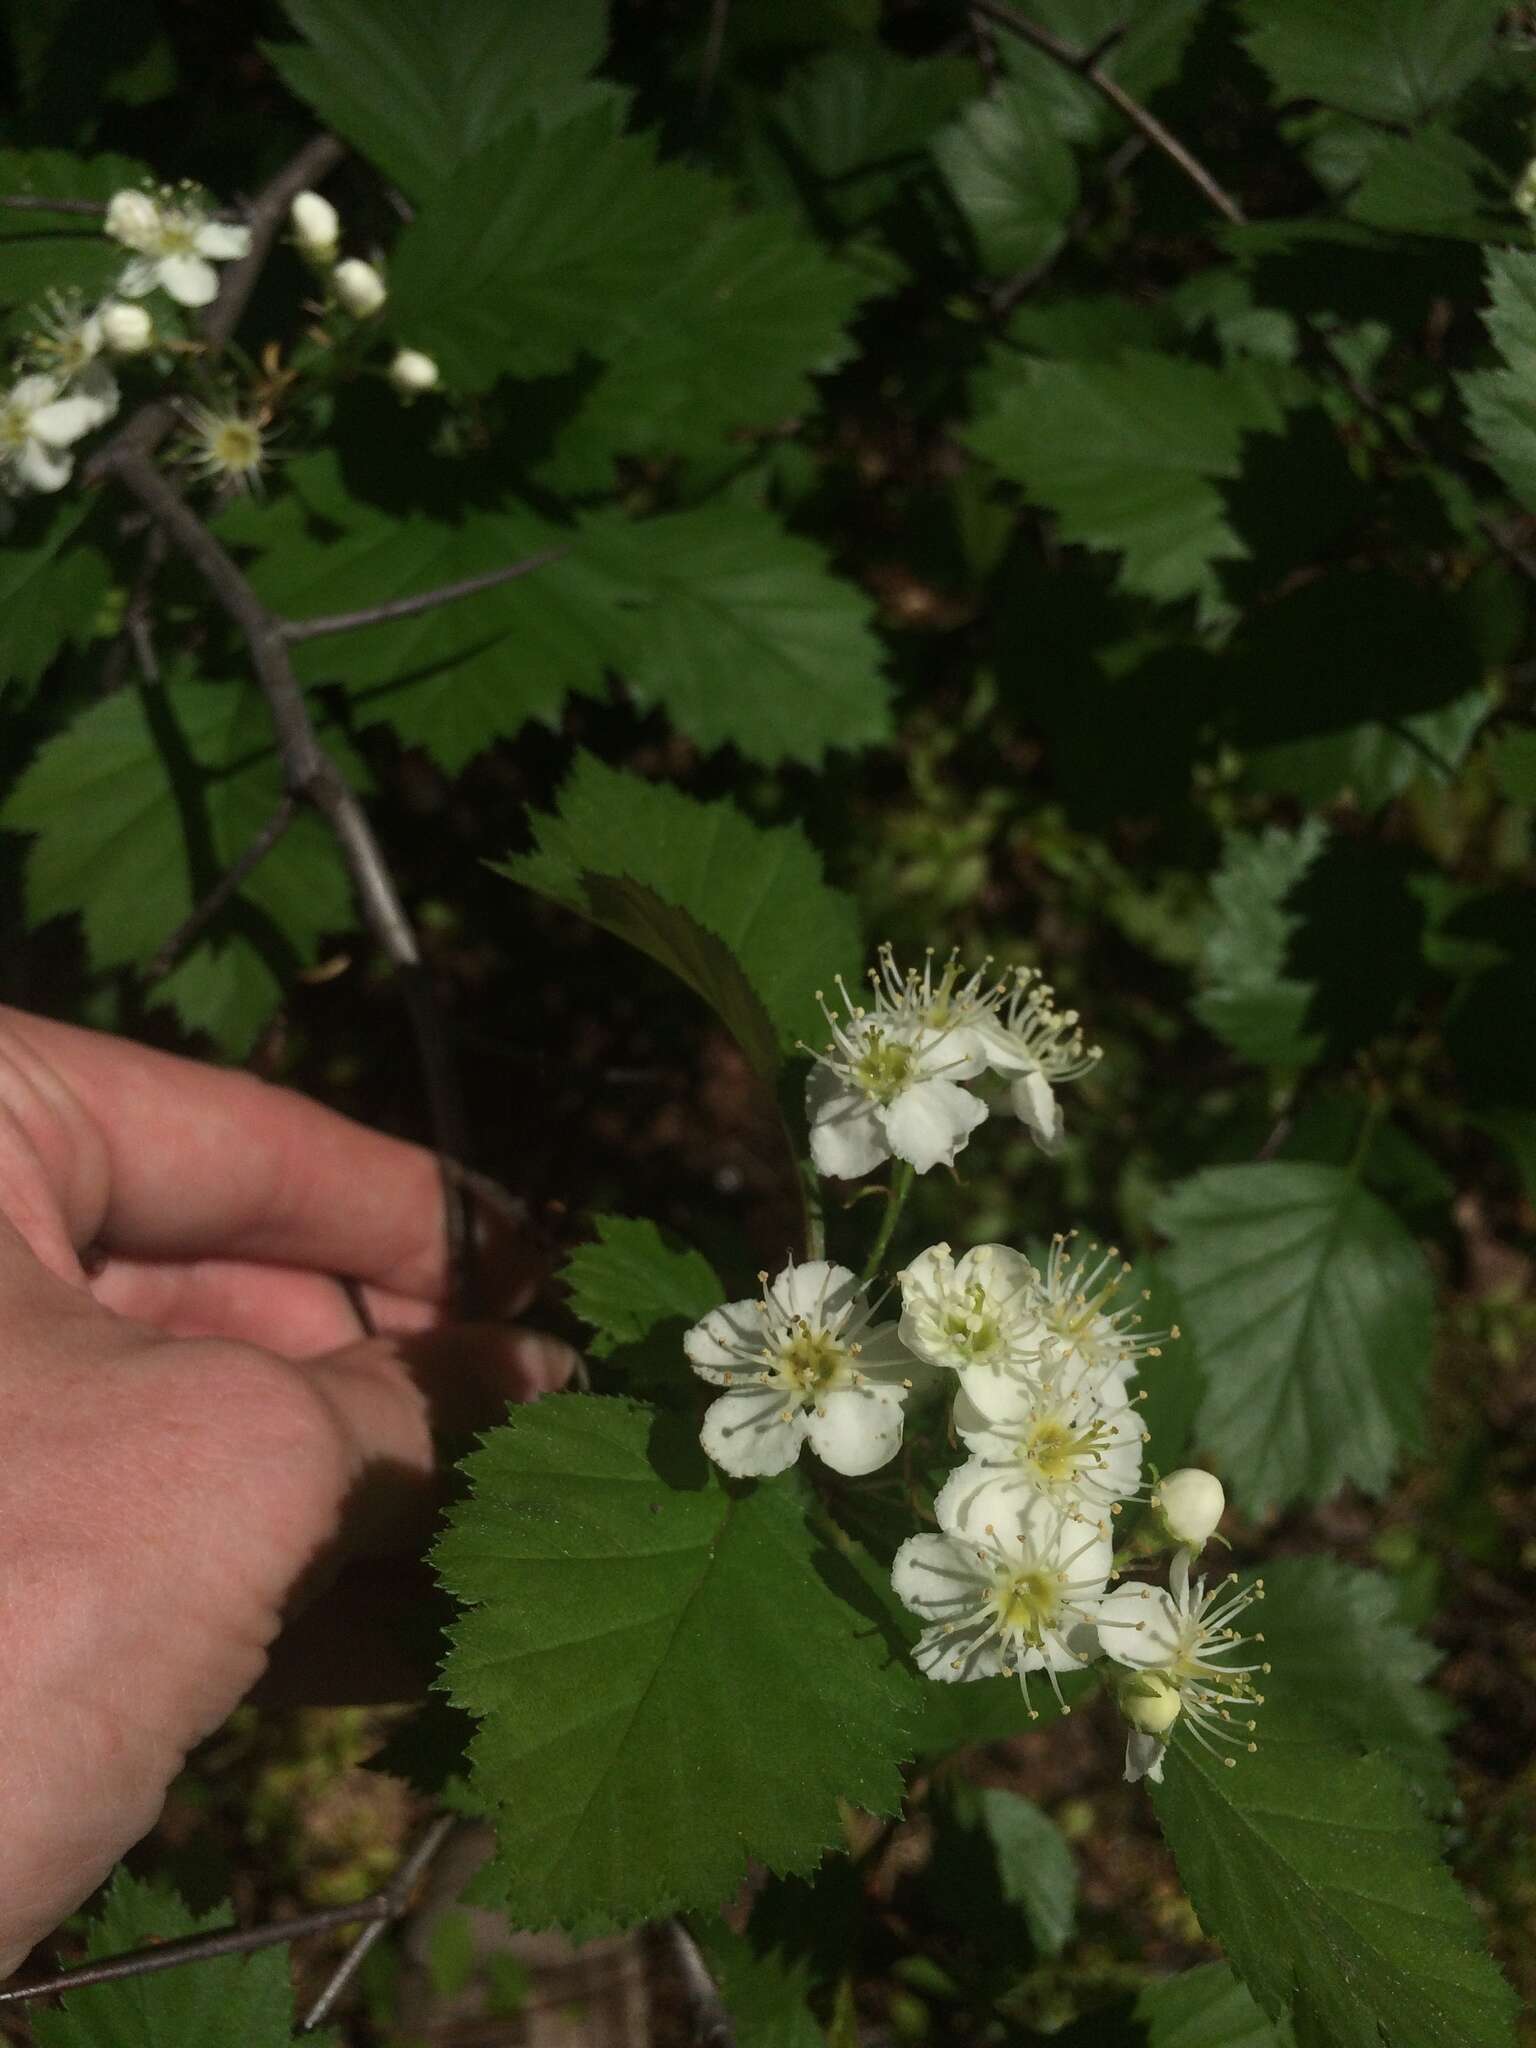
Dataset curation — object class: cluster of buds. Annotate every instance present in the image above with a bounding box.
[288,189,438,399]
[680,950,1264,1789]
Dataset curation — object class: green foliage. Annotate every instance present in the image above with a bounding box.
[1193,822,1327,1068]
[433,1395,917,1931]
[31,1870,328,2047]
[560,1215,723,1360]
[0,494,110,694]
[499,753,861,1066]
[0,149,150,332]
[1462,248,1536,514]
[1239,0,1506,124]
[1135,1962,1288,2047]
[1155,1164,1433,1513]
[933,83,1079,276]
[960,1784,1078,1958]
[692,1919,827,2048]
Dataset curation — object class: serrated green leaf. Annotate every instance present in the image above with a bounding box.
[933,82,1079,276]
[692,1919,827,2048]
[968,1786,1078,1958]
[1152,1692,1515,2048]
[0,149,152,333]
[561,1215,723,1360]
[267,0,611,202]
[1193,822,1327,1068]
[1239,0,1505,125]
[1345,126,1506,240]
[3,680,351,1055]
[499,752,861,1062]
[434,1395,916,1932]
[389,106,714,389]
[1462,247,1536,515]
[582,505,891,768]
[968,350,1284,612]
[996,0,1202,145]
[1136,1961,1289,2047]
[31,1869,326,2047]
[1155,1163,1432,1513]
[1257,1558,1454,1805]
[0,492,111,694]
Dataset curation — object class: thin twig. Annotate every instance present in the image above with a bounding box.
[666,1919,737,2048]
[148,795,298,978]
[282,549,566,643]
[971,0,1246,225]
[0,194,107,216]
[300,1813,460,2031]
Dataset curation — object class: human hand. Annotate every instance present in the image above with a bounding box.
[0,1006,571,1973]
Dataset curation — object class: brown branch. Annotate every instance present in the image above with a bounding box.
[148,795,298,979]
[971,0,1247,225]
[282,549,566,643]
[299,1814,460,2031]
[0,194,107,216]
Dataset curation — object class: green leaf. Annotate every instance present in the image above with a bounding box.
[1462,248,1536,516]
[1256,1558,1454,1805]
[968,1786,1078,1958]
[1193,822,1327,1068]
[692,1919,827,2048]
[968,350,1285,612]
[581,505,891,768]
[498,752,862,1064]
[933,82,1079,276]
[3,680,352,1056]
[1155,1163,1433,1513]
[1151,1692,1516,2047]
[0,493,111,694]
[1239,0,1505,125]
[32,1869,327,2047]
[996,1,1202,145]
[1136,1962,1289,2047]
[0,149,152,332]
[561,1216,723,1360]
[267,0,611,202]
[389,106,713,389]
[433,1395,916,1932]
[1345,126,1507,240]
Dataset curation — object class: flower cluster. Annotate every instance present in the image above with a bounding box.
[678,948,1263,1787]
[287,190,438,399]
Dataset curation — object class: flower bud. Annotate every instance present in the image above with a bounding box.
[1117,1669,1183,1737]
[105,189,160,251]
[289,189,340,261]
[99,301,154,354]
[1153,1468,1226,1551]
[332,257,386,319]
[388,347,439,396]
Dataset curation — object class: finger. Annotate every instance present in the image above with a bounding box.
[2,1006,465,1295]
[88,1256,441,1357]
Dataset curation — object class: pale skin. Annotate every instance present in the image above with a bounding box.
[0,1006,574,1975]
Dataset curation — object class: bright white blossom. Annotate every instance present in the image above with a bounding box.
[684,1260,916,1479]
[804,977,988,1179]
[967,968,1102,1153]
[100,300,154,354]
[1032,1232,1174,1386]
[25,296,120,426]
[181,401,267,493]
[389,347,440,396]
[897,1240,1043,1378]
[1153,1468,1225,1552]
[333,257,386,318]
[107,187,251,308]
[1097,1549,1267,1782]
[289,189,340,263]
[891,1493,1113,1717]
[940,1354,1147,1529]
[0,371,113,493]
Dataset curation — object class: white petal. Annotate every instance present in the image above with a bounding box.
[970,1017,1037,1073]
[891,1531,990,1621]
[115,257,160,299]
[952,1362,1043,1442]
[195,220,251,259]
[767,1259,859,1326]
[881,1077,987,1173]
[918,1022,988,1079]
[17,440,72,491]
[1169,1546,1192,1609]
[1096,1582,1183,1669]
[806,1066,889,1179]
[914,1622,1005,1683]
[1011,1069,1064,1153]
[28,394,104,447]
[9,374,60,411]
[683,1295,766,1382]
[699,1386,805,1477]
[932,1457,1001,1534]
[157,254,219,306]
[804,1382,905,1475]
[1124,1731,1167,1783]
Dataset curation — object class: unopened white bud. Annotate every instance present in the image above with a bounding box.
[1154,1469,1226,1551]
[105,189,159,251]
[99,301,154,354]
[388,347,439,395]
[1516,159,1536,218]
[1117,1669,1183,1737]
[289,189,340,261]
[332,258,385,319]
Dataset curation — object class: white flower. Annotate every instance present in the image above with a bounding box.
[1033,1231,1175,1386]
[685,1260,916,1479]
[181,401,267,493]
[108,188,251,308]
[940,1355,1146,1529]
[1097,1549,1268,1782]
[0,371,113,493]
[333,257,386,318]
[25,296,120,431]
[968,968,1102,1153]
[804,976,988,1179]
[389,347,440,395]
[891,1494,1112,1717]
[897,1241,1043,1377]
[289,189,340,263]
[100,301,154,354]
[1516,157,1536,217]
[1153,1468,1225,1552]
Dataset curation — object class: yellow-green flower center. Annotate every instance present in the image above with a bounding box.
[993,1567,1060,1642]
[853,1034,916,1103]
[1021,1412,1110,1483]
[776,1328,845,1396]
[941,1283,1000,1359]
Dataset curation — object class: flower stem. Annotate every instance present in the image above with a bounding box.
[860,1161,914,1286]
